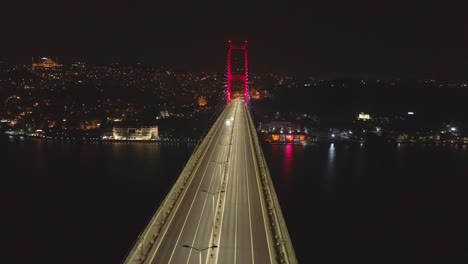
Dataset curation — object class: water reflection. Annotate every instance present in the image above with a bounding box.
[322,143,336,193]
[329,143,335,157]
[269,144,299,192]
[283,144,293,179]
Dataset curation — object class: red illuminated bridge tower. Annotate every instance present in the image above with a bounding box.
[226,40,249,105]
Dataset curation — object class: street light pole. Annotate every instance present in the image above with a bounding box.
[183,245,217,264]
[201,189,225,219]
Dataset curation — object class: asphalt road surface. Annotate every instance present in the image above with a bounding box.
[145,99,275,264]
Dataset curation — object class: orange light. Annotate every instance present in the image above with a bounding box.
[286,135,294,141]
[271,134,280,141]
[198,96,207,106]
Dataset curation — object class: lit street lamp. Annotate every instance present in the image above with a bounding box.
[182,244,218,264]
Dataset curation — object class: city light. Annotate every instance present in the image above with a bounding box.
[357,113,371,121]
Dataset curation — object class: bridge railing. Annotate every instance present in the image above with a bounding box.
[122,107,227,264]
[245,107,298,264]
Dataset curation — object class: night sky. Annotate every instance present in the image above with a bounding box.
[2,0,467,79]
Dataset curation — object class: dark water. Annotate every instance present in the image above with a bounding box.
[264,143,468,264]
[2,136,468,263]
[1,136,195,264]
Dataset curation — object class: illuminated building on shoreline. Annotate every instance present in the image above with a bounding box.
[264,132,309,144]
[112,126,158,140]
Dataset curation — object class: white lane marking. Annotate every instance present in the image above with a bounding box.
[166,120,228,264]
[189,135,230,264]
[244,104,275,263]
[214,102,238,264]
[205,109,234,263]
[146,108,230,264]
[171,109,233,264]
[234,101,242,264]
[234,130,239,264]
[241,113,256,264]
[184,154,223,264]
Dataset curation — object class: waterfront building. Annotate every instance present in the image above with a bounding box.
[112,126,158,140]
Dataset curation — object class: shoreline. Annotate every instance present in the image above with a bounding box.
[3,133,201,144]
[4,133,468,147]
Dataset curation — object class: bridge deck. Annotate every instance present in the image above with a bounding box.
[125,99,295,264]
[215,100,274,264]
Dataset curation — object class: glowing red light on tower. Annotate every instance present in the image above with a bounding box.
[226,40,249,105]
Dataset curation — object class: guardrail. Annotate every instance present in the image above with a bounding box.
[123,107,228,264]
[245,107,298,264]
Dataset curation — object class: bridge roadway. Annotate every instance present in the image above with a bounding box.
[127,99,281,264]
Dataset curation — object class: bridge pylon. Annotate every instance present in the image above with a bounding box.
[226,40,249,105]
